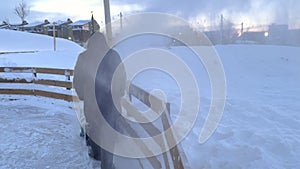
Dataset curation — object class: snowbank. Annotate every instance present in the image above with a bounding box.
[0,29,83,69]
[0,29,82,52]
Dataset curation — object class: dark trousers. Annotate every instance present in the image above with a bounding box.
[86,130,115,169]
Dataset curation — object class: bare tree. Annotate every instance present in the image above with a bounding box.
[14,0,30,24]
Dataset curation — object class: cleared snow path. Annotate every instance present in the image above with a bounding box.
[0,95,101,169]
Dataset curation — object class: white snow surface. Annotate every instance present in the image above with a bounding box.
[115,42,300,169]
[0,95,101,169]
[0,29,82,69]
[1,29,300,169]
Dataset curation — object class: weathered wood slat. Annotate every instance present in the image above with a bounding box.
[34,90,73,101]
[128,84,191,169]
[0,51,37,55]
[0,67,34,73]
[0,89,34,95]
[129,83,165,114]
[0,67,73,76]
[120,117,162,169]
[0,78,72,88]
[122,97,170,169]
[35,67,73,76]
[0,78,31,83]
[35,79,72,88]
[122,97,163,139]
[0,89,73,101]
[161,104,191,169]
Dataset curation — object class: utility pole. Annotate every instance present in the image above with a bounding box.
[120,12,123,30]
[241,22,244,36]
[220,14,224,44]
[103,0,112,40]
[91,11,95,34]
[53,22,56,51]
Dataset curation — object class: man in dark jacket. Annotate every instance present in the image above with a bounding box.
[73,32,126,169]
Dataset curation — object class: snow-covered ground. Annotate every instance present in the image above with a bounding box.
[1,29,300,169]
[0,29,82,68]
[0,95,101,169]
[116,40,300,168]
[0,30,103,168]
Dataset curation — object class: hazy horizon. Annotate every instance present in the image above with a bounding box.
[1,0,300,31]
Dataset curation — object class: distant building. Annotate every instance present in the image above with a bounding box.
[239,31,267,44]
[44,19,72,39]
[1,17,101,45]
[24,20,50,33]
[287,29,300,46]
[267,24,289,45]
[0,21,9,29]
[69,19,99,43]
[3,21,28,31]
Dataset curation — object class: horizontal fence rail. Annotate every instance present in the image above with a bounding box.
[0,67,73,101]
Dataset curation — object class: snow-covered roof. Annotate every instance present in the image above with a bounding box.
[23,22,45,28]
[0,25,9,29]
[44,20,70,27]
[72,27,83,31]
[69,20,90,26]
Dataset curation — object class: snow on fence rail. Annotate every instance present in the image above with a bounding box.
[0,67,73,101]
[0,66,190,169]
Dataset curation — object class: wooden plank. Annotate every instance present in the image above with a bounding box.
[0,89,73,102]
[129,83,165,114]
[35,67,73,76]
[120,118,162,169]
[0,67,74,76]
[173,141,191,169]
[0,67,34,73]
[0,51,37,55]
[161,104,191,169]
[0,78,32,83]
[35,79,72,88]
[34,90,73,101]
[128,84,191,169]
[0,78,72,89]
[122,98,170,169]
[0,89,34,95]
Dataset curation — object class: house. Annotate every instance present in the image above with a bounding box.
[287,29,300,46]
[239,31,267,44]
[267,24,289,45]
[0,21,9,29]
[5,21,28,31]
[44,19,72,39]
[69,19,99,43]
[23,20,50,33]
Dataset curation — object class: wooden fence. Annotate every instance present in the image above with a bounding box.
[0,67,73,101]
[0,66,190,169]
[121,83,191,169]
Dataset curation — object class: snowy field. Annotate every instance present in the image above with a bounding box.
[1,29,300,169]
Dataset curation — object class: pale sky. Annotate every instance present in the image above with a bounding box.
[1,0,300,30]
